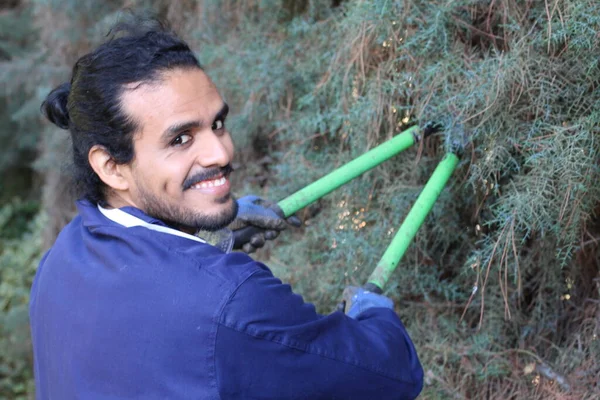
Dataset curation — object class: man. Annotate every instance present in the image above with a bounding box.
[30,17,423,400]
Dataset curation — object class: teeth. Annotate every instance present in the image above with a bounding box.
[192,177,226,189]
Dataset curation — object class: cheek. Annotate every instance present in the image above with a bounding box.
[139,156,188,194]
[164,162,192,192]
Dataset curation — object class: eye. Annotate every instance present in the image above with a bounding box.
[171,133,192,146]
[212,119,225,131]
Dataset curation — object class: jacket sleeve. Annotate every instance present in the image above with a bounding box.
[215,265,423,400]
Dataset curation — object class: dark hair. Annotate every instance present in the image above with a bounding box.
[41,16,201,205]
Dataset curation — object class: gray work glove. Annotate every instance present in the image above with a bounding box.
[340,286,394,319]
[230,195,301,253]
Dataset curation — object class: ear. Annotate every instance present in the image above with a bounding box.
[88,145,130,192]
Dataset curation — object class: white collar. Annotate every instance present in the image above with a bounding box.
[97,205,206,244]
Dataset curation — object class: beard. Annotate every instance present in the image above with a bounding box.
[135,184,238,232]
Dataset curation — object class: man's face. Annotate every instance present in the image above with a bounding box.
[117,67,237,232]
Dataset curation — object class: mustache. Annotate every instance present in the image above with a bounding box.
[183,164,233,190]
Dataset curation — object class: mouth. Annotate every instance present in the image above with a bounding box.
[190,175,228,189]
[183,164,234,192]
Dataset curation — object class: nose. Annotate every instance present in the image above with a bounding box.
[196,131,232,168]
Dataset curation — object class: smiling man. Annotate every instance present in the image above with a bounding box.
[29,17,423,400]
[90,68,237,234]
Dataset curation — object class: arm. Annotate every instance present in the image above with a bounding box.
[215,266,423,400]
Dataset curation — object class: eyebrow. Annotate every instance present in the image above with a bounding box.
[161,102,229,142]
[215,103,230,123]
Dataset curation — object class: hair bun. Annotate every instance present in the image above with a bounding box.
[41,82,71,129]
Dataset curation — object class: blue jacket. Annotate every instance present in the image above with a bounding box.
[30,200,423,399]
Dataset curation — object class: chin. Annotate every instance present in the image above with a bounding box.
[191,197,238,232]
[139,190,238,233]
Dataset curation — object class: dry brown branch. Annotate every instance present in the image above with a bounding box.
[479,223,509,330]
[510,215,522,299]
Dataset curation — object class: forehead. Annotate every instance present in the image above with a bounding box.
[120,68,224,136]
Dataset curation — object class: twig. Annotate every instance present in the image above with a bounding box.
[581,236,600,248]
[459,279,479,324]
[544,0,552,54]
[535,362,571,393]
[479,223,509,330]
[563,191,585,237]
[557,184,571,223]
[451,16,505,42]
[510,215,522,299]
[498,226,511,320]
[460,256,481,324]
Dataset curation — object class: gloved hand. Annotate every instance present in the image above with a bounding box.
[341,286,394,319]
[230,195,301,253]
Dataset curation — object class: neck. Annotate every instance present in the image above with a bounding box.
[103,191,137,210]
[103,192,198,235]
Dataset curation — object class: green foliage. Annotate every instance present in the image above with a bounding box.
[199,1,600,397]
[0,200,45,399]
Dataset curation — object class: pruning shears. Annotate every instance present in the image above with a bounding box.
[237,123,460,293]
